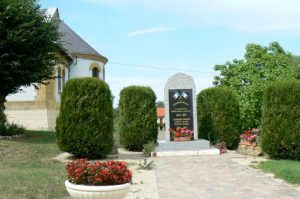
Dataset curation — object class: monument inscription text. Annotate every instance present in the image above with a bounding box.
[168,89,193,133]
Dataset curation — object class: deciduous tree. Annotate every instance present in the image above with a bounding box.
[0,0,61,127]
[213,42,298,129]
[156,101,165,108]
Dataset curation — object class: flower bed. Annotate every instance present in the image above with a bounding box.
[240,129,257,146]
[238,129,262,156]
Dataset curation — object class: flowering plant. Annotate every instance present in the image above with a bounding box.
[240,129,257,143]
[66,159,132,186]
[169,127,193,138]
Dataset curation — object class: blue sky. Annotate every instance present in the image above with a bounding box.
[40,0,300,106]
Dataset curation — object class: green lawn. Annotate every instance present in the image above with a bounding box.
[0,131,69,199]
[254,160,300,185]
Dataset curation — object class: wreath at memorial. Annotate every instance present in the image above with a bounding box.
[169,127,194,141]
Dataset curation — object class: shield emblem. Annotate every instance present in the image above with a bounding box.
[172,92,180,100]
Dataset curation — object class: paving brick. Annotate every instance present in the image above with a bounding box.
[155,156,300,199]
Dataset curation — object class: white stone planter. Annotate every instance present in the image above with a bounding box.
[65,180,130,199]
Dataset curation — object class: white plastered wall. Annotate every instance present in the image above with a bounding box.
[55,58,105,102]
[69,58,104,79]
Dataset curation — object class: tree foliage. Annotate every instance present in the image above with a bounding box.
[156,101,165,108]
[56,78,113,158]
[119,86,157,151]
[0,0,61,127]
[261,80,300,160]
[213,42,299,129]
[197,87,241,149]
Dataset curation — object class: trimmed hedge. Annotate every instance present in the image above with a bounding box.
[0,103,7,135]
[119,86,157,151]
[0,123,25,136]
[56,78,113,158]
[261,80,300,160]
[197,87,241,149]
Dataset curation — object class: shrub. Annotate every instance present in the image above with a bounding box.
[138,158,155,170]
[119,86,157,151]
[261,80,300,160]
[197,87,241,149]
[4,123,25,136]
[0,107,6,133]
[142,141,156,156]
[0,122,6,136]
[0,123,25,136]
[56,78,113,158]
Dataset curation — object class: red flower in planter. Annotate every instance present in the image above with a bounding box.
[66,159,132,185]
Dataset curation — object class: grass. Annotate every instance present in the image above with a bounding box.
[253,160,300,185]
[0,131,68,199]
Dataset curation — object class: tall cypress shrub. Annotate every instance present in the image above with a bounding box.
[56,78,113,158]
[119,86,157,151]
[261,80,300,160]
[197,87,241,149]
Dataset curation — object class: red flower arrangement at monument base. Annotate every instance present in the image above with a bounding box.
[66,159,132,185]
[240,129,257,146]
[169,127,193,141]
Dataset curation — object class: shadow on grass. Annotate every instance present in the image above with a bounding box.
[12,130,56,144]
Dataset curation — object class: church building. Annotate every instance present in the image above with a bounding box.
[5,8,108,131]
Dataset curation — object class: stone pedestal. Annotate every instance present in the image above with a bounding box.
[237,145,263,156]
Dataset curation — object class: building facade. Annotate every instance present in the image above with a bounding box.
[5,8,108,131]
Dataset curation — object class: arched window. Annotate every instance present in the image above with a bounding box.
[57,67,66,93]
[57,68,62,92]
[62,69,65,87]
[92,67,99,78]
[90,62,101,79]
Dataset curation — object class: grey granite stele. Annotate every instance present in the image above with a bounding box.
[164,72,198,141]
[155,73,218,156]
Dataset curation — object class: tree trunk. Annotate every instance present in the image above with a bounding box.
[0,95,7,130]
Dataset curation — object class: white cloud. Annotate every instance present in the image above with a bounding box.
[82,0,300,33]
[127,27,175,36]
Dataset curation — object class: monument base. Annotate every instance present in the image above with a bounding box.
[155,139,218,156]
[173,137,191,142]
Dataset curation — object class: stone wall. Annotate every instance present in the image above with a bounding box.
[237,145,263,156]
[5,101,59,131]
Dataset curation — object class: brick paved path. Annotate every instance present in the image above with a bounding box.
[155,156,300,199]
